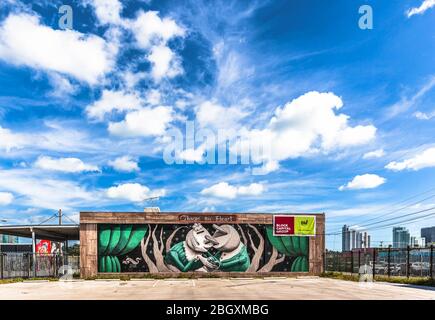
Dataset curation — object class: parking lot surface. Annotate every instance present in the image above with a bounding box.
[0,277,434,300]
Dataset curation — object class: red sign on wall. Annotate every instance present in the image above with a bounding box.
[36,240,52,254]
[273,215,295,236]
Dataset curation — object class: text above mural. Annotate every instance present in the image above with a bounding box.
[178,214,237,223]
[273,215,316,236]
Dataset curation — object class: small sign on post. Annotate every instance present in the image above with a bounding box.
[273,215,316,236]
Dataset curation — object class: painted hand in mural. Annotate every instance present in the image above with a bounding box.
[165,223,217,272]
[196,254,220,271]
[211,224,251,272]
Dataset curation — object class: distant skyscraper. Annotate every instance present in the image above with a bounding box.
[342,225,350,251]
[351,230,356,249]
[410,236,426,247]
[393,227,410,248]
[343,226,371,250]
[410,236,417,247]
[0,234,18,244]
[421,226,435,244]
[356,232,363,249]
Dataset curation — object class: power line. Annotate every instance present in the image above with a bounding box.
[352,205,435,229]
[38,214,57,225]
[360,210,435,233]
[327,186,435,234]
[62,214,78,225]
[325,206,435,236]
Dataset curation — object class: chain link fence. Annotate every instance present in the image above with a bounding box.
[0,253,79,279]
[325,246,434,278]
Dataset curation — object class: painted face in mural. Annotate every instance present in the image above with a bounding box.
[185,223,214,253]
[211,224,241,252]
[209,224,251,272]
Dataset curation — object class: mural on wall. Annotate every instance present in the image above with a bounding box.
[98,223,309,273]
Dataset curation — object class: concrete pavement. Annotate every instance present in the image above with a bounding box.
[0,277,434,300]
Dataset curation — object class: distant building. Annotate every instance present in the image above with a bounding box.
[410,236,417,247]
[342,225,371,250]
[351,229,356,249]
[342,225,350,251]
[0,234,19,244]
[421,226,435,245]
[410,236,426,247]
[356,232,363,249]
[393,227,410,248]
[365,233,371,249]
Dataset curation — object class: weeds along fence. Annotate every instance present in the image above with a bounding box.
[0,253,79,279]
[324,246,434,278]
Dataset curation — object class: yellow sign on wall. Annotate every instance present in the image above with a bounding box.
[294,216,316,236]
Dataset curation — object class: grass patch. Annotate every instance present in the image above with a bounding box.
[0,278,25,284]
[321,272,435,287]
[375,275,435,287]
[0,277,59,284]
[320,272,359,282]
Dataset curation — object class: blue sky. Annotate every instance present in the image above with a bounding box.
[0,0,434,250]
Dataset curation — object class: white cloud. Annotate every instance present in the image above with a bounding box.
[176,147,205,162]
[86,90,143,121]
[0,126,24,151]
[201,182,265,199]
[47,73,78,97]
[0,13,116,84]
[407,0,435,17]
[385,147,435,171]
[414,111,435,120]
[107,183,165,202]
[90,0,123,25]
[146,89,161,105]
[196,100,248,130]
[234,91,377,173]
[237,183,265,196]
[363,149,385,159]
[130,11,185,49]
[148,45,183,81]
[251,160,280,176]
[129,11,185,82]
[339,174,386,191]
[386,77,435,118]
[108,156,139,172]
[108,106,174,137]
[35,156,99,173]
[0,192,13,205]
[0,168,97,210]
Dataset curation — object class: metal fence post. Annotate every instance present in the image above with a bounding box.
[387,245,391,277]
[26,253,30,278]
[54,254,58,278]
[350,250,354,274]
[406,246,410,278]
[372,248,376,279]
[430,245,433,279]
[33,253,37,278]
[323,251,326,273]
[0,253,3,280]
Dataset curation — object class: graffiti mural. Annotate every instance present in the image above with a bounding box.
[98,223,309,273]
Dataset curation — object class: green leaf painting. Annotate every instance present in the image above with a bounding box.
[98,225,148,273]
[266,226,309,272]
